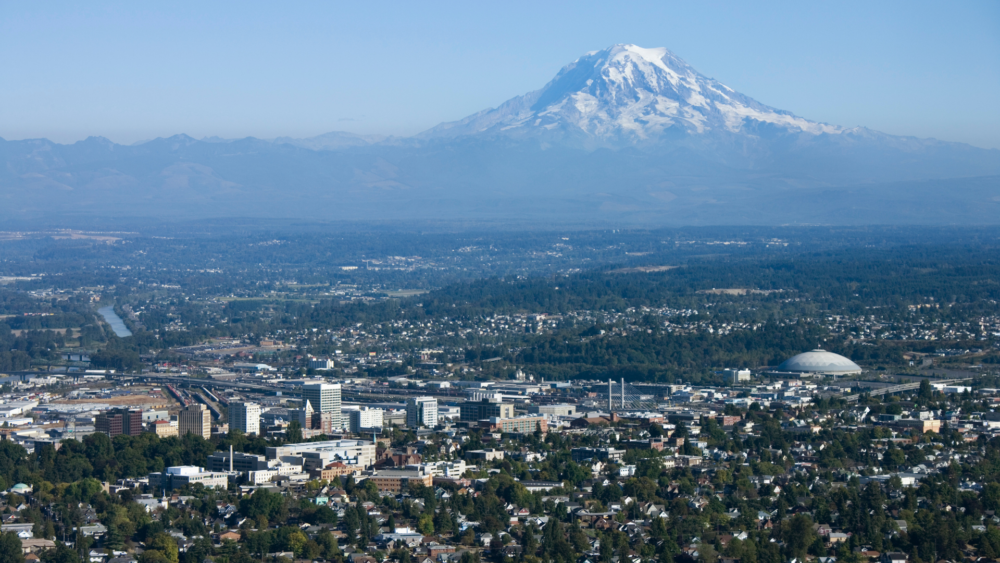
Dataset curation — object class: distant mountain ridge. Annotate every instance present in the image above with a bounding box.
[1,44,998,225]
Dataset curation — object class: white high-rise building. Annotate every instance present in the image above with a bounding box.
[302,382,342,429]
[348,407,384,434]
[229,402,261,435]
[406,397,438,428]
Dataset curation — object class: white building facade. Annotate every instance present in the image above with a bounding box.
[348,407,384,434]
[302,382,342,429]
[406,396,438,428]
[229,402,261,435]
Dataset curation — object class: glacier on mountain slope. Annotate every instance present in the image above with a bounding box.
[420,44,842,142]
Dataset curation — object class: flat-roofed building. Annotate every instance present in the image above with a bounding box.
[229,402,261,435]
[179,404,211,440]
[266,439,376,470]
[571,447,626,463]
[479,415,547,434]
[207,451,270,472]
[310,461,363,481]
[460,399,514,422]
[95,408,142,438]
[361,470,432,492]
[527,404,576,417]
[465,448,505,461]
[150,420,178,437]
[302,383,342,429]
[406,397,438,428]
[149,465,228,490]
[348,407,384,433]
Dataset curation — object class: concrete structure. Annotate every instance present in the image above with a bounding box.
[294,400,314,431]
[723,368,752,382]
[95,408,142,438]
[149,465,228,490]
[141,409,169,422]
[207,451,270,472]
[479,415,547,434]
[465,448,505,461]
[775,349,862,376]
[571,447,626,463]
[310,411,335,434]
[348,407,384,434]
[527,404,577,416]
[460,398,514,422]
[406,460,468,477]
[229,402,261,435]
[310,461,363,480]
[149,420,178,437]
[266,439,377,470]
[309,358,334,370]
[406,396,438,428]
[302,382,342,429]
[179,404,211,439]
[888,418,942,434]
[361,469,433,492]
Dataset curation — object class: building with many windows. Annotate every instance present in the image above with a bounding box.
[95,408,142,438]
[206,451,271,472]
[149,420,178,437]
[148,466,228,491]
[179,404,211,440]
[478,415,547,434]
[527,404,577,417]
[347,407,384,434]
[302,382,342,429]
[406,397,438,428]
[460,398,514,422]
[266,439,377,471]
[229,402,261,435]
[359,470,433,492]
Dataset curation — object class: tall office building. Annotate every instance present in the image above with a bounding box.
[406,397,438,428]
[179,404,211,439]
[348,407,384,434]
[302,382,342,429]
[96,408,143,437]
[229,402,261,435]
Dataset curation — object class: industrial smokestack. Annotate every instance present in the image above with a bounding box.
[229,444,233,472]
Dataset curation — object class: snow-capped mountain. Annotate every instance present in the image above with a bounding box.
[1,44,998,225]
[421,44,842,143]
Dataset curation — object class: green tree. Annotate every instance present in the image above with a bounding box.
[41,542,82,563]
[918,379,932,400]
[146,533,179,563]
[0,531,24,563]
[417,514,434,535]
[287,421,303,443]
[984,482,1000,511]
[781,514,816,560]
[287,530,309,558]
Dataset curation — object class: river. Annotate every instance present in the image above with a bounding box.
[98,306,133,337]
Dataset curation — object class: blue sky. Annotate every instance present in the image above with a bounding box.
[3,1,999,148]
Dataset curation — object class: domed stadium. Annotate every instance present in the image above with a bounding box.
[776,349,862,376]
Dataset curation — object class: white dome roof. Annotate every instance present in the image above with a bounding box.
[777,349,862,375]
